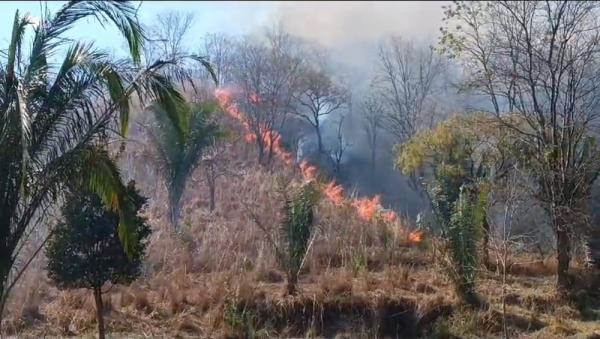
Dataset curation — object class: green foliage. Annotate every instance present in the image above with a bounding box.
[0,1,215,318]
[397,115,502,304]
[446,185,487,301]
[147,100,224,230]
[252,181,321,295]
[46,181,150,290]
[278,182,320,293]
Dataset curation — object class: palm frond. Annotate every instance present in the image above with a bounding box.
[77,146,137,257]
[7,10,30,81]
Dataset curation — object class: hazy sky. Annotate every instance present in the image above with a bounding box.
[0,1,447,59]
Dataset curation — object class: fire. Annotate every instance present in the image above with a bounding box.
[408,230,424,244]
[352,195,381,222]
[215,87,426,241]
[299,160,318,181]
[383,211,397,223]
[324,181,345,205]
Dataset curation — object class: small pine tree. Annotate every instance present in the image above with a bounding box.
[46,181,150,339]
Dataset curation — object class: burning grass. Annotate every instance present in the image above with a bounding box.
[3,88,600,338]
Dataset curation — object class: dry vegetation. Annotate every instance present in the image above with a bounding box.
[3,114,599,339]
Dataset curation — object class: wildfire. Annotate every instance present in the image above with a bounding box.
[323,181,345,205]
[215,87,425,243]
[383,211,397,223]
[352,195,381,222]
[408,230,424,244]
[299,160,318,181]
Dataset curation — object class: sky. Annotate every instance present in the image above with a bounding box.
[0,1,447,60]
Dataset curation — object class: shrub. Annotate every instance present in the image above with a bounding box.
[46,181,150,339]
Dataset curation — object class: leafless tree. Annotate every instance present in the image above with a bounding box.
[200,33,235,86]
[199,137,241,212]
[360,93,385,171]
[329,115,351,174]
[292,66,348,154]
[144,11,194,62]
[230,28,303,166]
[441,1,600,293]
[374,36,446,143]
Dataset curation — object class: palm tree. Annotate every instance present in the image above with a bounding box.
[146,100,222,230]
[0,1,214,324]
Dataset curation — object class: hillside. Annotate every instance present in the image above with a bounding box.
[4,89,600,339]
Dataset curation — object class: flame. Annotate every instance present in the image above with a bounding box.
[299,160,318,181]
[215,87,424,240]
[352,195,381,222]
[408,230,424,244]
[383,211,397,223]
[324,181,345,205]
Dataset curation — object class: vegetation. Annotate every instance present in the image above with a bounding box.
[441,0,600,293]
[2,1,600,338]
[146,100,223,230]
[46,180,150,339]
[397,115,507,304]
[0,0,213,326]
[252,180,320,295]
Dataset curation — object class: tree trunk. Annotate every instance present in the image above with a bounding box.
[556,227,571,293]
[370,132,377,172]
[482,217,491,269]
[93,286,106,339]
[209,180,216,212]
[316,124,323,155]
[0,255,10,335]
[284,272,297,296]
[169,198,182,232]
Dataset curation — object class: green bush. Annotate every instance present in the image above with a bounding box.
[46,181,150,339]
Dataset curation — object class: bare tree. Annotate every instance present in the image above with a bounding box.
[230,28,303,166]
[292,66,348,154]
[200,33,235,86]
[441,1,600,293]
[374,36,446,143]
[144,11,194,62]
[360,93,385,171]
[329,115,351,174]
[200,137,241,212]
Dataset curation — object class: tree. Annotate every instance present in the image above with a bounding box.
[329,114,351,175]
[0,1,214,323]
[230,28,303,165]
[374,36,446,144]
[292,66,347,154]
[201,33,235,86]
[46,181,150,339]
[397,114,508,304]
[251,180,319,295]
[200,136,240,212]
[440,1,600,292]
[146,100,223,230]
[144,11,194,62]
[360,93,385,171]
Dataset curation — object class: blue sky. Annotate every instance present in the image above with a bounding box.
[0,1,276,55]
[0,1,446,70]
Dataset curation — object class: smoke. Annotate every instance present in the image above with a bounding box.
[272,1,446,73]
[260,2,451,219]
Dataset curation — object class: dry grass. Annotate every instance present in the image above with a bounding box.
[3,116,600,338]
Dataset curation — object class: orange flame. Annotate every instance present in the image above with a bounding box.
[215,87,424,239]
[352,195,381,222]
[408,230,424,244]
[299,160,318,181]
[383,211,397,223]
[324,181,345,205]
